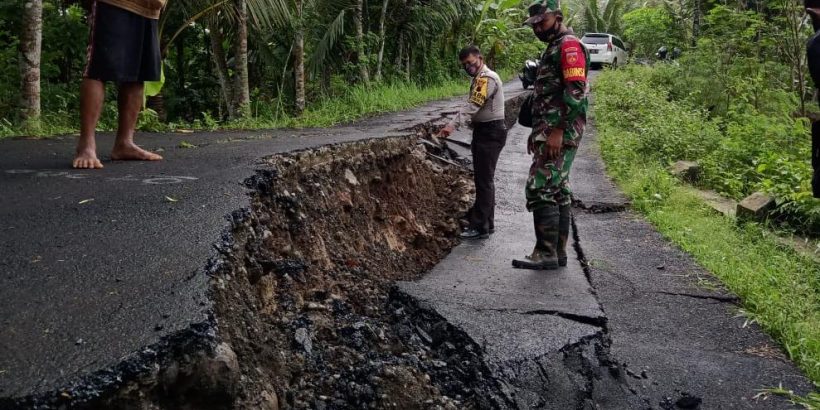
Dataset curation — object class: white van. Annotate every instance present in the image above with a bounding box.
[582,33,629,67]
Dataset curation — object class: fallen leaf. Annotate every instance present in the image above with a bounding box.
[178,141,197,149]
[165,196,178,203]
[78,199,94,204]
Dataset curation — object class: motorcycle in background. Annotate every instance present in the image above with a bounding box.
[519,59,538,89]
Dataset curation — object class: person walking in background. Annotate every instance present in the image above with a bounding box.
[514,0,589,270]
[73,0,166,169]
[440,46,507,240]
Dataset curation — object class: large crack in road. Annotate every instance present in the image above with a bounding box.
[3,82,814,409]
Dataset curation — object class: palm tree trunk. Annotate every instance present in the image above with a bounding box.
[294,0,306,115]
[396,32,404,73]
[20,0,43,130]
[176,34,185,90]
[354,0,370,84]
[405,48,411,82]
[375,0,389,82]
[692,0,700,47]
[208,20,235,119]
[233,0,251,117]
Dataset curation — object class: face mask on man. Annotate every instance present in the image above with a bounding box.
[463,59,482,77]
[534,18,559,42]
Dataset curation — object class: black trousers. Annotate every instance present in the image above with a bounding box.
[468,120,508,232]
[813,121,820,198]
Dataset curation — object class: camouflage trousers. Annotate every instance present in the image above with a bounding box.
[525,131,582,211]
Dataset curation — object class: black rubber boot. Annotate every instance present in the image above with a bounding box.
[512,205,560,270]
[558,204,571,267]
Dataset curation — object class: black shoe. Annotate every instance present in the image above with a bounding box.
[489,227,495,234]
[558,256,568,267]
[459,228,489,240]
[512,257,559,270]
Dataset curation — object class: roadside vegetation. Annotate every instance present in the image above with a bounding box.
[596,64,820,390]
[593,2,820,391]
[2,0,541,138]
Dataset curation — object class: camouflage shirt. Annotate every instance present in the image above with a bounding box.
[530,30,589,144]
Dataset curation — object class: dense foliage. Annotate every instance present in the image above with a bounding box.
[596,63,818,231]
[595,64,820,390]
[1,0,542,136]
[595,2,819,233]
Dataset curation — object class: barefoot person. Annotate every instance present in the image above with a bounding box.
[74,0,166,169]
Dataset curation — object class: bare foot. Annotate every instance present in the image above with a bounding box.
[73,148,104,169]
[111,142,163,162]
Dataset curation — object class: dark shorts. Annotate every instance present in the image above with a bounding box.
[83,1,161,83]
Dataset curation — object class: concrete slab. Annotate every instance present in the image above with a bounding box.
[569,95,629,211]
[398,122,604,365]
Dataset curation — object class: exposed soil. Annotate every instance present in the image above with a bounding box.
[207,136,513,409]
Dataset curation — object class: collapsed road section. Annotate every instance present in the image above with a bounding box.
[6,134,519,409]
[207,136,508,409]
[5,84,814,409]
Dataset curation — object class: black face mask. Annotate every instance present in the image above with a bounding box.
[463,60,482,77]
[535,21,560,43]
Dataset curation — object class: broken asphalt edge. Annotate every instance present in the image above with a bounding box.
[0,96,526,408]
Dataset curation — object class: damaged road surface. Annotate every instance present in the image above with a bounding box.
[397,75,814,408]
[210,137,504,409]
[397,121,643,409]
[0,84,521,408]
[1,80,816,409]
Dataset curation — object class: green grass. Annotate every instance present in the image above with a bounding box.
[231,79,467,130]
[593,68,820,391]
[0,79,470,140]
[608,161,820,386]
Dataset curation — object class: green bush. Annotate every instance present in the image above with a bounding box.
[595,65,819,233]
[596,65,820,386]
[622,7,683,58]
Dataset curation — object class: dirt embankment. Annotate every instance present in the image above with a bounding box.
[10,95,533,410]
[198,136,512,410]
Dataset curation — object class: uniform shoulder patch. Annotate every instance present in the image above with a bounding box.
[469,77,489,106]
[560,39,586,82]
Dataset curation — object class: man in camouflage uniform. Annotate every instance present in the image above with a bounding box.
[514,0,589,270]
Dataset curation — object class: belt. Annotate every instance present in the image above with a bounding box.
[473,119,506,129]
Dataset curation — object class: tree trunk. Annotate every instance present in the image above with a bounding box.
[691,0,700,47]
[322,64,331,95]
[233,0,251,117]
[176,33,186,90]
[396,32,404,73]
[294,0,306,115]
[405,48,411,82]
[208,20,235,119]
[375,0,389,82]
[354,0,370,84]
[20,0,42,130]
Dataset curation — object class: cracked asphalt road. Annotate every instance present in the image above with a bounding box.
[0,83,525,401]
[1,73,815,408]
[399,73,816,408]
